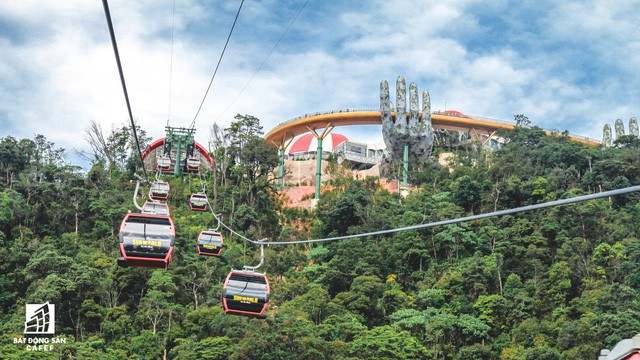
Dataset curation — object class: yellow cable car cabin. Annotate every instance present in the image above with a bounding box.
[142,201,170,216]
[185,157,201,173]
[149,181,170,200]
[222,270,270,317]
[156,156,173,173]
[189,193,208,211]
[196,230,223,256]
[117,213,175,269]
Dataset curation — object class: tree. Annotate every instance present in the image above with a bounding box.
[0,136,28,188]
[127,330,163,360]
[317,180,372,236]
[208,122,229,209]
[218,114,281,238]
[333,275,384,325]
[82,120,151,176]
[514,114,531,127]
[349,325,427,359]
[282,284,335,325]
[1,121,639,357]
[434,223,478,263]
[137,271,178,335]
[197,337,238,360]
[474,294,510,335]
[451,175,484,213]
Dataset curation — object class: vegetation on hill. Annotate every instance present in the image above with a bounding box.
[1,115,639,359]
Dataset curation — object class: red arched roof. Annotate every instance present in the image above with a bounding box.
[288,133,348,154]
[141,138,213,167]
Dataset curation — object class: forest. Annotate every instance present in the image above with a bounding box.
[1,114,640,359]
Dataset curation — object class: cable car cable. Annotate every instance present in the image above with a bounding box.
[167,0,176,125]
[214,0,310,122]
[102,0,149,181]
[213,184,640,246]
[190,0,245,129]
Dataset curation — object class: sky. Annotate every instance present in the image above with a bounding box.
[1,0,639,169]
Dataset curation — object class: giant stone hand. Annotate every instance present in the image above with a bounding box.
[381,76,433,161]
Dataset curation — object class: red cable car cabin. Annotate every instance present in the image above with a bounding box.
[149,181,170,200]
[189,193,208,211]
[185,157,201,173]
[197,230,223,256]
[222,270,270,317]
[142,201,170,216]
[117,213,175,269]
[601,334,640,359]
[156,156,173,173]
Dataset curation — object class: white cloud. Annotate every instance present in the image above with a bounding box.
[1,0,640,168]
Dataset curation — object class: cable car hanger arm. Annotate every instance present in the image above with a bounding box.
[242,240,266,272]
[132,179,143,211]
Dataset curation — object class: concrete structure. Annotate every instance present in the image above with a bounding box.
[266,80,600,201]
[286,132,386,169]
[334,140,386,169]
[266,110,600,148]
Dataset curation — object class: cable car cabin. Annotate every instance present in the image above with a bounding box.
[185,157,201,173]
[189,193,208,211]
[197,230,223,256]
[156,156,173,173]
[222,270,270,317]
[149,181,170,200]
[142,201,170,216]
[117,213,175,269]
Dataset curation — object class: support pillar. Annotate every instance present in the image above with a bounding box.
[308,124,334,201]
[274,136,294,188]
[174,136,183,176]
[164,126,195,177]
[315,137,323,199]
[278,148,285,186]
[403,144,408,188]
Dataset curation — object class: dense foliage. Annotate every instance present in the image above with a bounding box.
[1,117,639,359]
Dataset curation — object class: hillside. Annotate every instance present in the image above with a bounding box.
[1,119,640,359]
[278,159,400,208]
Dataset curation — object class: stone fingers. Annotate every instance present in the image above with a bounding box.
[409,83,419,130]
[380,80,391,124]
[396,76,407,134]
[630,117,638,137]
[422,90,432,133]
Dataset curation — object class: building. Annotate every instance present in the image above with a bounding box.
[286,132,386,169]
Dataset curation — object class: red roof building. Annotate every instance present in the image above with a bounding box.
[287,133,349,159]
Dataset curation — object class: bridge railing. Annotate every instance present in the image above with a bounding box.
[274,108,379,129]
[272,108,601,144]
[451,113,601,144]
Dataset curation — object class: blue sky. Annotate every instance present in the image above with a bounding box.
[0,0,638,168]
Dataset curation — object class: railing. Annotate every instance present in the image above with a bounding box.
[340,152,381,165]
[273,108,379,130]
